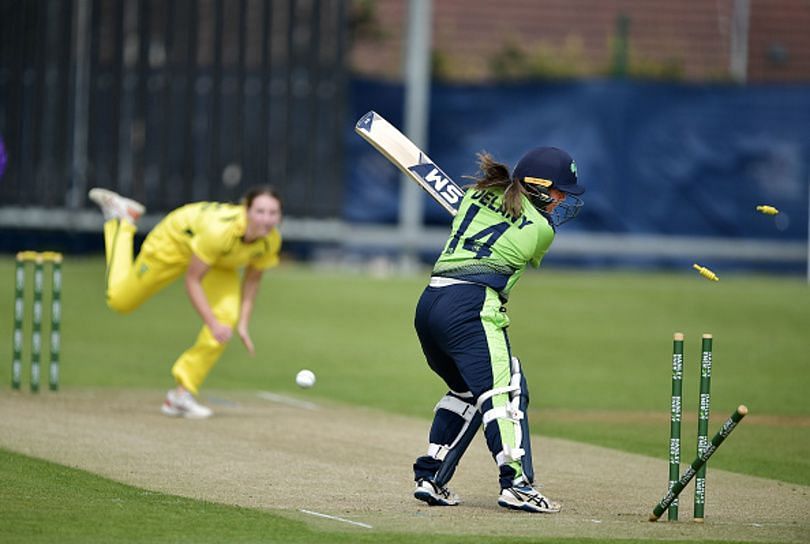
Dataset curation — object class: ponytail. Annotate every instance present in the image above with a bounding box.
[469,152,525,217]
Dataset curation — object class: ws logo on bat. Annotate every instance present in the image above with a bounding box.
[409,160,464,213]
[354,111,465,217]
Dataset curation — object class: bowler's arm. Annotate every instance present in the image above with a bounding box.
[185,255,232,343]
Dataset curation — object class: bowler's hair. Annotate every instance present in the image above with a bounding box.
[242,185,282,210]
[469,152,525,217]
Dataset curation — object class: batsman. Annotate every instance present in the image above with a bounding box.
[412,147,585,513]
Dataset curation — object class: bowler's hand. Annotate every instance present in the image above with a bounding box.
[237,323,255,356]
[209,320,233,344]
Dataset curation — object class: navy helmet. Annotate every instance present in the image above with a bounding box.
[512,146,584,226]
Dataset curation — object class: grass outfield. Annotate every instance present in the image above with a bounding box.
[0,447,756,544]
[1,256,808,542]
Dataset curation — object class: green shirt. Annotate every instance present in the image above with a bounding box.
[432,188,555,299]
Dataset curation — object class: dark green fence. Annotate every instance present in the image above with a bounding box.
[0,0,347,217]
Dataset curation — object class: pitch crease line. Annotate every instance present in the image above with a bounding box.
[257,391,318,410]
[299,509,372,529]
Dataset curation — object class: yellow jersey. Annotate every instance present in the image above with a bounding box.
[144,202,281,270]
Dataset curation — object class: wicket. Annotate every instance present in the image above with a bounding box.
[694,334,713,521]
[11,251,62,392]
[650,405,748,521]
[662,332,733,522]
[667,333,684,521]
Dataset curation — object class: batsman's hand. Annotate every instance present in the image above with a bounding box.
[237,323,255,356]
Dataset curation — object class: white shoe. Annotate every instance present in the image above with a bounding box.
[88,187,145,223]
[161,389,213,419]
[414,478,460,506]
[498,481,561,513]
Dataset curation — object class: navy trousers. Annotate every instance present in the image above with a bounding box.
[412,283,529,489]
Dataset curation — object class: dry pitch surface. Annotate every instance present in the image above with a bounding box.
[1,389,808,542]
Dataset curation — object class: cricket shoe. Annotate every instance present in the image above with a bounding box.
[414,478,459,506]
[88,187,145,224]
[161,389,213,419]
[498,482,561,513]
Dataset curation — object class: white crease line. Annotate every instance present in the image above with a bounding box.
[299,509,372,529]
[205,396,239,407]
[257,391,319,410]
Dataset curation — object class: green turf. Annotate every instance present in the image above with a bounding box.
[2,257,807,543]
[2,257,808,487]
[0,447,756,544]
[0,447,486,543]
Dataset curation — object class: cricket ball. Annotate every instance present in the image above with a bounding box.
[295,369,316,389]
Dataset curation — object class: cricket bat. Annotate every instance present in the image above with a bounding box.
[355,110,464,217]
